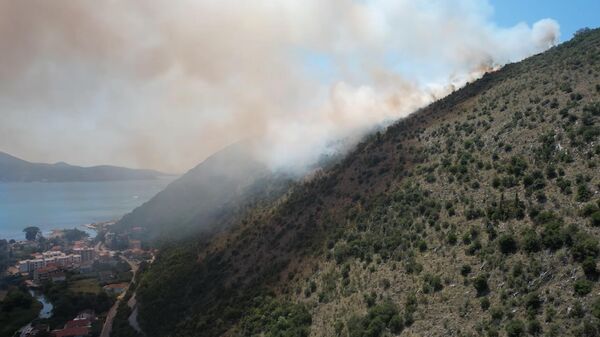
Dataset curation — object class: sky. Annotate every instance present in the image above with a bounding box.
[0,1,597,174]
[491,0,600,41]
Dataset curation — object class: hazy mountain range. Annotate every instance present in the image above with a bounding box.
[0,151,168,182]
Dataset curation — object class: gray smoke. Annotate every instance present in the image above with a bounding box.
[0,0,559,173]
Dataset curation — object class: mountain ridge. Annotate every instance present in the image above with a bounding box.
[0,151,169,182]
[136,28,600,337]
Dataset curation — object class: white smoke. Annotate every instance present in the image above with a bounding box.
[0,0,559,173]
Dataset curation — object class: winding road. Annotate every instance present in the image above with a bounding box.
[98,246,140,337]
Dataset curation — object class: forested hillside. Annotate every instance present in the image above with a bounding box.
[137,29,600,337]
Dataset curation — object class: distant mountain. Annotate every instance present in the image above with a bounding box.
[0,151,168,182]
[115,142,294,241]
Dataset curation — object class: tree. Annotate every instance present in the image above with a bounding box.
[23,226,41,241]
[506,319,525,337]
[575,27,592,36]
[574,279,592,297]
[473,274,489,296]
[591,211,600,227]
[63,228,89,242]
[498,234,518,254]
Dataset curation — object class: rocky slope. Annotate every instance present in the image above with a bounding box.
[137,29,600,337]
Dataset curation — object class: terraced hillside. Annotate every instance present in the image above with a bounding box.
[137,28,600,337]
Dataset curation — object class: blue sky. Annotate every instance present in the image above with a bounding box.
[490,0,600,40]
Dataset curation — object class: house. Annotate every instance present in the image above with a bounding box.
[18,250,82,273]
[103,282,128,295]
[73,248,95,263]
[52,326,90,337]
[51,272,67,283]
[33,265,63,283]
[51,311,95,337]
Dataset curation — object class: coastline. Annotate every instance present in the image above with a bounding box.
[0,178,173,241]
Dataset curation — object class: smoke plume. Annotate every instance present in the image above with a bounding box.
[0,0,559,173]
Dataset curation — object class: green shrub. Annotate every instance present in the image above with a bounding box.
[591,211,600,227]
[506,319,525,337]
[480,297,490,311]
[417,240,428,252]
[574,278,593,296]
[591,298,600,319]
[498,234,518,254]
[541,220,565,250]
[447,231,458,245]
[348,299,402,337]
[582,257,598,279]
[522,229,541,253]
[461,264,472,277]
[576,184,592,202]
[389,315,404,334]
[525,292,542,315]
[473,274,489,296]
[422,274,443,293]
[527,319,542,335]
[239,297,312,337]
[490,306,504,321]
[572,235,599,261]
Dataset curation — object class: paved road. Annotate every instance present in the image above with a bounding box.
[99,299,119,337]
[99,253,139,337]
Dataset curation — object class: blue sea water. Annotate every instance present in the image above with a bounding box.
[0,178,173,240]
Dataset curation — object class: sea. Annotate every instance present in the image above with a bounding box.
[0,178,173,240]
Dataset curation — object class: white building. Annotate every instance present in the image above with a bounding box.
[74,248,95,263]
[18,251,82,273]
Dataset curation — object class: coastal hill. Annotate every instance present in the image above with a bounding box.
[136,29,600,337]
[115,143,294,241]
[0,151,168,182]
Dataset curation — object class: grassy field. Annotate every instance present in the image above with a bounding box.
[68,278,102,294]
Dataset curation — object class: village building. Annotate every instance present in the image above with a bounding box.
[51,311,95,337]
[103,282,128,295]
[33,265,66,283]
[18,251,82,273]
[73,247,95,263]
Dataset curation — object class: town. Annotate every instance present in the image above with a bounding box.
[0,224,151,337]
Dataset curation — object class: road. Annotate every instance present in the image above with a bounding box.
[98,250,139,337]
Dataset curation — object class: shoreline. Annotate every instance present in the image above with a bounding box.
[0,220,116,242]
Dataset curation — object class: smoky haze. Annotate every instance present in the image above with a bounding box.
[0,0,559,173]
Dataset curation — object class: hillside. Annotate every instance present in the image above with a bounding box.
[137,29,600,337]
[115,143,294,241]
[0,151,167,182]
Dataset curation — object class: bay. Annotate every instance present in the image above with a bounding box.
[0,178,173,240]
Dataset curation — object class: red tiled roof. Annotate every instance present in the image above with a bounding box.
[52,326,90,337]
[65,318,91,328]
[104,283,127,289]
